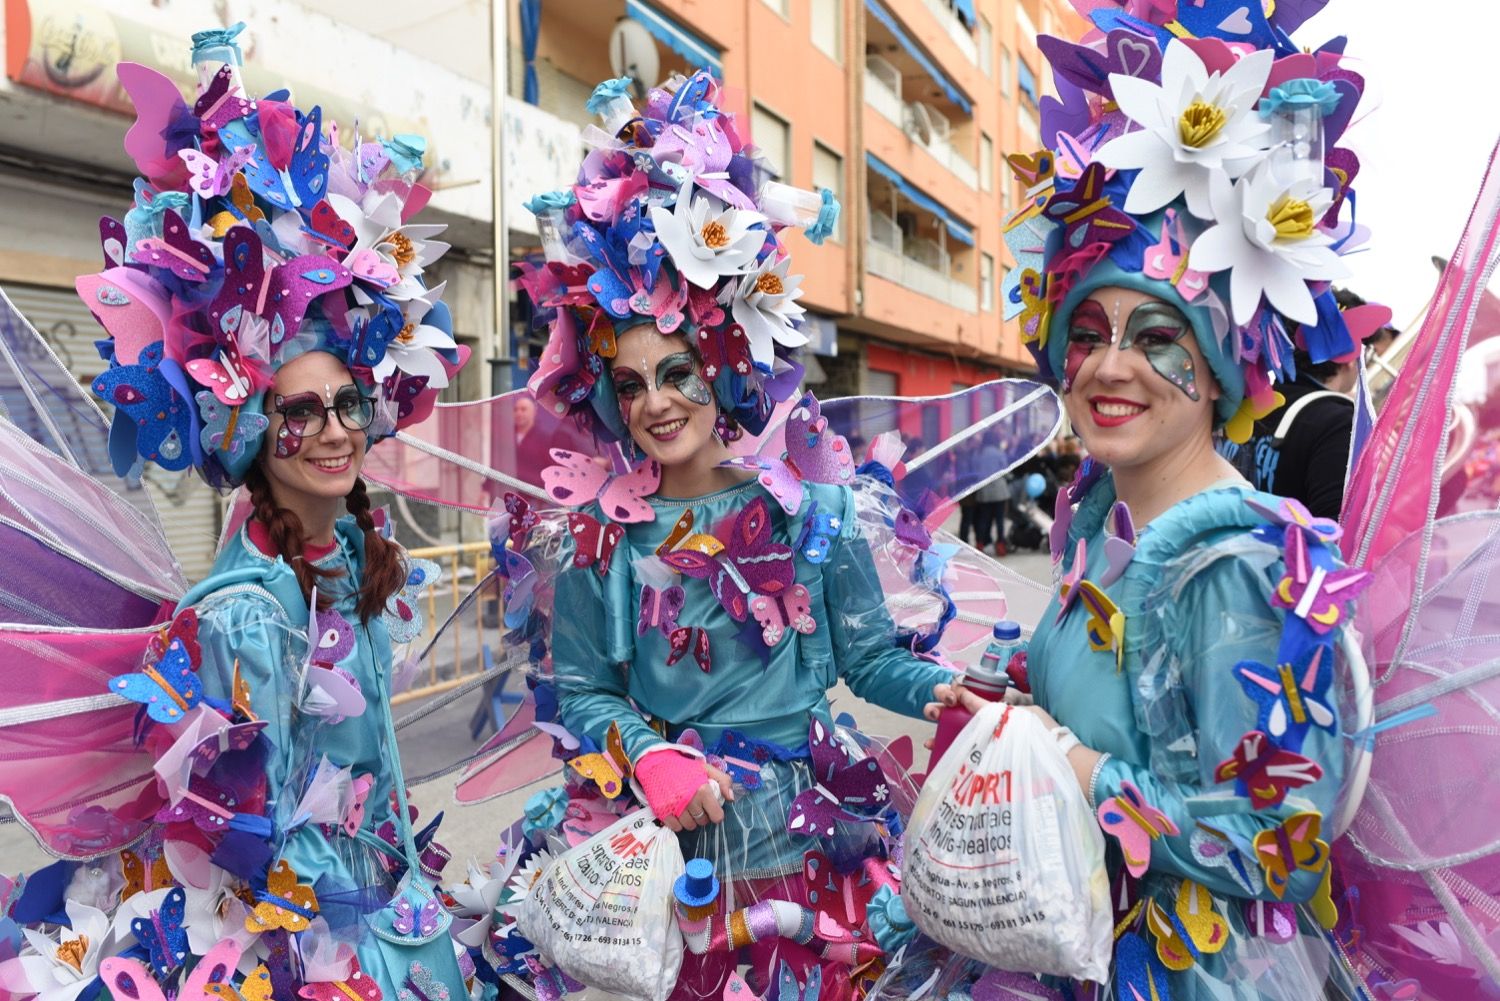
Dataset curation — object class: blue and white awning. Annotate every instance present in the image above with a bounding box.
[625,0,723,77]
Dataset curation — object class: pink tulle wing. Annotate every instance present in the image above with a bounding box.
[0,626,163,858]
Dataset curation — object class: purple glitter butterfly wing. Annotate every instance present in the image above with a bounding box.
[264,255,353,347]
[132,209,215,281]
[722,498,796,598]
[783,394,856,489]
[721,454,804,516]
[786,718,890,837]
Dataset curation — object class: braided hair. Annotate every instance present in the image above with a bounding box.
[243,465,406,624]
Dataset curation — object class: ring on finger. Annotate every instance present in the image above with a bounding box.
[690,809,708,820]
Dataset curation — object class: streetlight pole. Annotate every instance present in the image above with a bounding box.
[489,0,512,396]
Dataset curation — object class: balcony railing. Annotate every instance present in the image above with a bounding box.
[864,62,979,189]
[866,235,979,313]
[920,0,979,63]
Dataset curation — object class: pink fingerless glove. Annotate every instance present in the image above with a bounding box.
[634,746,709,820]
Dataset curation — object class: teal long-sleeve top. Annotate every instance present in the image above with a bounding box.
[1028,477,1356,1000]
[553,478,951,876]
[180,518,461,1001]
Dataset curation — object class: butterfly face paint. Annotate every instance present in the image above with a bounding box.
[611,351,712,411]
[1064,299,1200,401]
[272,392,318,457]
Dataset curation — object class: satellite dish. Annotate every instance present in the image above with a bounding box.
[609,19,659,101]
[905,102,935,146]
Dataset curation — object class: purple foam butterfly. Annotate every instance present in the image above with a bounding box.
[194,64,257,131]
[187,717,269,775]
[132,209,215,281]
[785,717,890,838]
[1054,538,1088,624]
[524,956,584,1001]
[1099,501,1137,587]
[1244,899,1298,944]
[1245,495,1342,545]
[1270,524,1371,635]
[667,626,712,673]
[311,608,356,665]
[972,967,1066,1001]
[660,498,795,622]
[392,897,442,938]
[1042,163,1135,251]
[721,394,856,516]
[155,774,239,832]
[638,583,686,638]
[1049,487,1074,564]
[1038,29,1162,98]
[209,226,353,352]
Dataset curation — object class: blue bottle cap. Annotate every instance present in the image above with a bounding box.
[993,620,1022,641]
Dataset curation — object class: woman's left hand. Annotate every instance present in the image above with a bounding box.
[1014,704,1102,799]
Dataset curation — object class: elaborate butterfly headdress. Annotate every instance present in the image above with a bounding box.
[519,71,840,445]
[1004,2,1369,439]
[81,22,467,488]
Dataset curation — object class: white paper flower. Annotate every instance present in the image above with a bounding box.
[728,254,807,365]
[182,863,257,956]
[447,859,512,948]
[1188,164,1348,326]
[650,184,766,289]
[499,849,553,916]
[1096,42,1274,219]
[2,900,112,1001]
[371,290,460,388]
[329,192,450,301]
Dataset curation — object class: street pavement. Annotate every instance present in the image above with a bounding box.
[0,548,1053,876]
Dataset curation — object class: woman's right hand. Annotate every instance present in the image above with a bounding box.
[661,763,735,833]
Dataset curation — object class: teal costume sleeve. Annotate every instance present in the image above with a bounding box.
[193,589,307,826]
[554,527,667,762]
[823,489,952,719]
[1091,552,1343,904]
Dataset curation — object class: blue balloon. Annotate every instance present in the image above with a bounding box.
[1025,472,1046,498]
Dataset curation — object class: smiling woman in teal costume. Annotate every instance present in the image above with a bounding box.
[986,3,1380,995]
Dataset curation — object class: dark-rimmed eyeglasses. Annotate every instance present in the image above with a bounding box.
[272,388,377,438]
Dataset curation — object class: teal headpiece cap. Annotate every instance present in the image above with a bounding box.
[1048,231,1244,425]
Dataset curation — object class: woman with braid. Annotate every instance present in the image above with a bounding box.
[0,26,471,1000]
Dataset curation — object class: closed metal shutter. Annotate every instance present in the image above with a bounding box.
[3,283,222,580]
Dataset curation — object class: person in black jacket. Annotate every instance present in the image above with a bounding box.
[1229,289,1394,518]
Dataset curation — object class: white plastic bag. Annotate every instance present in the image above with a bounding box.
[517,807,685,1000]
[903,703,1111,982]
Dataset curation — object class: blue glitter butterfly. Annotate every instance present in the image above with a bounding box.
[131,886,189,978]
[795,501,842,564]
[92,342,193,472]
[110,637,202,725]
[196,390,268,461]
[385,558,441,644]
[397,961,450,1001]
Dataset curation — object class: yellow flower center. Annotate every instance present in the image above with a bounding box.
[386,231,416,268]
[1266,195,1316,241]
[56,937,88,972]
[1178,100,1228,149]
[396,322,416,344]
[700,221,730,249]
[755,273,784,297]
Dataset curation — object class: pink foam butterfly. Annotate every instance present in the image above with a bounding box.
[342,773,375,837]
[348,248,401,289]
[803,850,881,933]
[696,323,753,380]
[750,583,816,646]
[116,62,196,185]
[638,583,686,638]
[660,498,795,622]
[667,626,712,673]
[1243,898,1297,944]
[392,897,442,938]
[786,717,890,837]
[722,394,855,516]
[1142,209,1211,302]
[1213,730,1324,809]
[178,145,256,198]
[101,937,242,1001]
[542,449,661,523]
[132,209,215,281]
[1097,779,1178,878]
[567,512,625,576]
[723,972,761,1001]
[1099,501,1136,588]
[193,64,257,132]
[297,959,383,1001]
